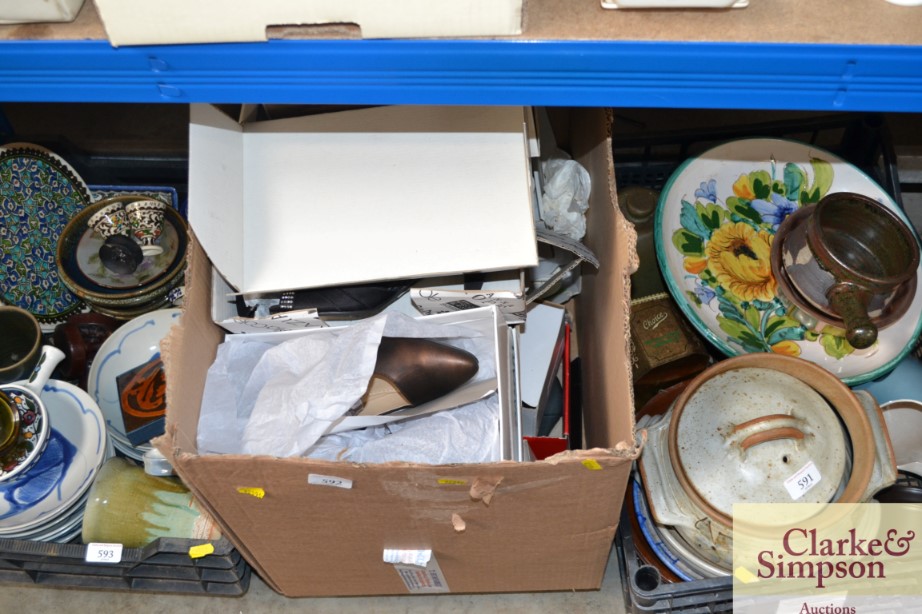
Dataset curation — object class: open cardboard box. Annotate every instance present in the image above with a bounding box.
[157,107,639,597]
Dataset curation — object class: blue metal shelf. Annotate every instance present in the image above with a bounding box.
[1,38,922,111]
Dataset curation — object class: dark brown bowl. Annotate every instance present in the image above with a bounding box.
[772,204,917,334]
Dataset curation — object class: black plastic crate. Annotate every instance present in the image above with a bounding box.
[612,112,903,207]
[0,536,250,596]
[0,103,190,215]
[615,506,732,614]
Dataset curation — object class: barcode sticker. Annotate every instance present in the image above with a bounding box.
[390,555,450,593]
[308,474,353,489]
[85,543,123,564]
[783,461,822,500]
[384,549,431,567]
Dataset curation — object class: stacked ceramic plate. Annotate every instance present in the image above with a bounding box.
[0,380,112,542]
[629,476,726,581]
[88,308,181,461]
[55,195,188,320]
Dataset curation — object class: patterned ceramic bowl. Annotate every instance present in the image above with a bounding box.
[125,199,168,257]
[0,392,20,456]
[0,345,65,483]
[55,195,187,310]
[0,385,51,482]
[87,201,130,240]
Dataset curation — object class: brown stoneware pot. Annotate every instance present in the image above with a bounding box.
[776,192,919,349]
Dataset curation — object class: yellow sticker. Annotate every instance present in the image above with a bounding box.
[188,543,215,559]
[581,459,603,471]
[237,487,265,499]
[438,479,468,485]
[734,566,759,584]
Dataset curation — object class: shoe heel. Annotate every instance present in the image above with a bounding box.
[361,376,412,416]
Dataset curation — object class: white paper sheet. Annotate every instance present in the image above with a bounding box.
[198,310,498,459]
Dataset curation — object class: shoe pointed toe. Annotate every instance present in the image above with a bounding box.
[371,337,479,408]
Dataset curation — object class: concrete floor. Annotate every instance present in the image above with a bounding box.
[0,543,630,613]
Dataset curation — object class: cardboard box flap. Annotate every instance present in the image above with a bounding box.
[187,106,246,289]
[94,0,522,46]
[568,107,638,450]
[189,104,538,295]
[159,234,221,458]
[169,452,630,597]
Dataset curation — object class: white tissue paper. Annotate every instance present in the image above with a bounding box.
[197,339,274,455]
[307,397,500,464]
[197,310,499,461]
[539,155,591,241]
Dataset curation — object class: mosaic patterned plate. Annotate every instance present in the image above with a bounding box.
[0,143,92,323]
[654,138,922,385]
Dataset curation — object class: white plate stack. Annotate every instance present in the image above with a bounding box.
[0,380,112,542]
[87,309,181,462]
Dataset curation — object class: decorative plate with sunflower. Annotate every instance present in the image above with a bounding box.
[654,138,922,385]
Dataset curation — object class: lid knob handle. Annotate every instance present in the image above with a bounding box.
[727,414,809,456]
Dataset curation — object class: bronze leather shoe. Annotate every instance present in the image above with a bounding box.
[361,337,479,416]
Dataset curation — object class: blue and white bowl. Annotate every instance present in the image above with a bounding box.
[0,379,110,538]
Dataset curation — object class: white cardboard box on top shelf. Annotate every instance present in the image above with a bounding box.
[157,106,639,597]
[93,0,522,46]
[0,0,84,24]
[601,0,747,8]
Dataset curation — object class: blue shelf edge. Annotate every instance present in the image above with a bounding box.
[1,38,921,111]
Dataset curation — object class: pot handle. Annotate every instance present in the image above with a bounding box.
[853,390,898,501]
[21,345,65,397]
[827,282,877,350]
[739,426,805,451]
[730,414,807,454]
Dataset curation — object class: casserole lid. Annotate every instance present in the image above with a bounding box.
[671,367,847,517]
